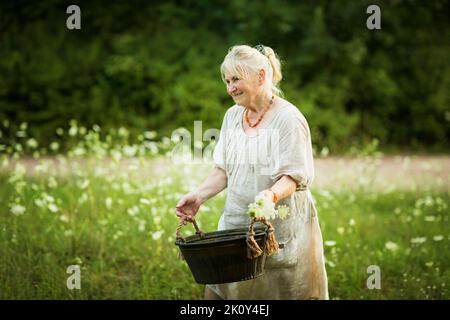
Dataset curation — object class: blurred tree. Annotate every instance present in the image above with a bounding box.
[0,0,448,152]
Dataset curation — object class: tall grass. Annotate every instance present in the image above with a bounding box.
[0,121,448,299]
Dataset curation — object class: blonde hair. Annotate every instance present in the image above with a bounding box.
[220,44,283,96]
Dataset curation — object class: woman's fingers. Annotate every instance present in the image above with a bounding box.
[175,208,194,223]
[176,198,186,208]
[176,209,187,219]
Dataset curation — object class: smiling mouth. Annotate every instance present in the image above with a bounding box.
[233,93,243,97]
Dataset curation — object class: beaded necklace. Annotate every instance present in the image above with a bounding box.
[244,95,275,128]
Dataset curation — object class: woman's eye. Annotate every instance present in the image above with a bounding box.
[225,77,239,84]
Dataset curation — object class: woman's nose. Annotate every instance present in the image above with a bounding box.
[227,85,236,95]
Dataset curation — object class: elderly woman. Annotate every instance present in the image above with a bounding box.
[175,44,328,300]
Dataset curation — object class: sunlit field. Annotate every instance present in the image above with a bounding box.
[0,122,448,299]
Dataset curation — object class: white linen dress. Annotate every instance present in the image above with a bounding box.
[207,102,329,300]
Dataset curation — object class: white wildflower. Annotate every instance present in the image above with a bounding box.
[50,142,59,151]
[77,179,90,190]
[13,163,26,177]
[385,241,399,252]
[144,141,158,154]
[34,198,45,208]
[47,177,58,188]
[319,190,332,199]
[111,149,122,162]
[26,138,38,149]
[122,182,132,194]
[118,127,129,137]
[152,231,163,240]
[113,230,124,240]
[78,192,88,204]
[48,203,59,213]
[72,146,85,156]
[433,235,444,241]
[69,126,77,136]
[64,230,73,237]
[247,193,290,220]
[138,220,146,232]
[325,241,337,247]
[10,204,26,216]
[140,198,151,205]
[325,259,336,268]
[43,193,55,203]
[144,131,157,139]
[123,145,137,157]
[127,206,139,216]
[410,237,427,245]
[105,197,113,209]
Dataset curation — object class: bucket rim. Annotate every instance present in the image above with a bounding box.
[175,226,267,248]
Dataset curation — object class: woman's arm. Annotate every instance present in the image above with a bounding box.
[259,175,297,203]
[194,167,228,204]
[175,167,227,222]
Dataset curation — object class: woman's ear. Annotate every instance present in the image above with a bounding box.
[258,69,266,86]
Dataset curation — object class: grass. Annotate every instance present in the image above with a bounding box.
[0,155,448,300]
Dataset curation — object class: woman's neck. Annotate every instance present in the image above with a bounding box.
[246,92,274,115]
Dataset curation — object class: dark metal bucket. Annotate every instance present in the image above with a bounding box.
[175,221,268,284]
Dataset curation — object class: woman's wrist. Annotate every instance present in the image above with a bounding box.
[193,190,208,204]
[269,189,278,203]
[260,189,278,204]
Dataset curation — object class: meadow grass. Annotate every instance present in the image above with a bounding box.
[0,156,448,299]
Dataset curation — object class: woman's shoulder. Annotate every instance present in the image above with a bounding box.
[226,104,244,115]
[223,104,244,123]
[275,99,309,131]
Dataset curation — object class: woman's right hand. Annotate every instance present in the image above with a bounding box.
[175,193,203,224]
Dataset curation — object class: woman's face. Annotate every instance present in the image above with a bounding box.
[224,71,262,106]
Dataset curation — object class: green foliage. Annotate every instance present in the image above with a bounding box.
[0,0,449,153]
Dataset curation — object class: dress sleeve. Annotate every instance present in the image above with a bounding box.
[270,113,314,191]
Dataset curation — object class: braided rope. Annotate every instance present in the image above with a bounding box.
[176,219,205,243]
[246,217,279,259]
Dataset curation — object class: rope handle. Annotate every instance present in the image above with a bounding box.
[176,219,205,243]
[246,216,279,259]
